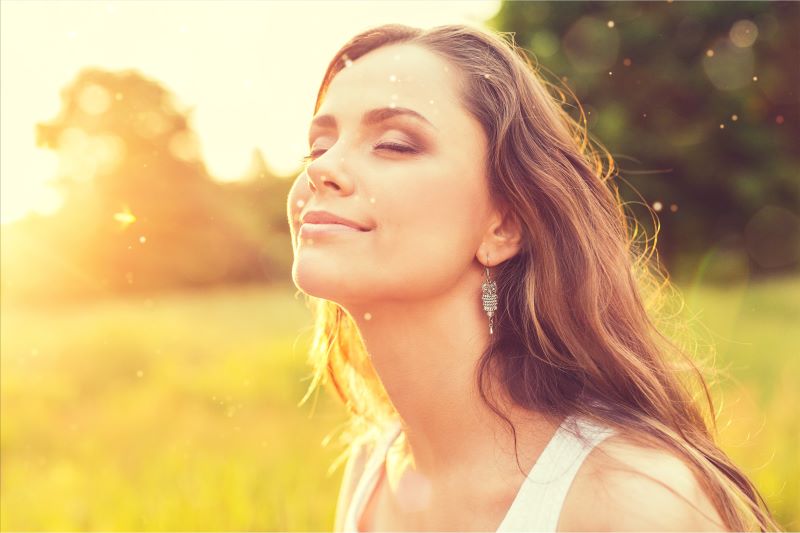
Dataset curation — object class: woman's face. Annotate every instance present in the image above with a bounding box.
[287,43,492,306]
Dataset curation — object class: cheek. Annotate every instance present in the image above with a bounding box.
[396,173,481,233]
[377,175,482,269]
[287,174,311,235]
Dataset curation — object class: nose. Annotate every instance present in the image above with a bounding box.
[306,144,355,195]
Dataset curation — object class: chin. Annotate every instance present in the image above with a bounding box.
[291,257,359,305]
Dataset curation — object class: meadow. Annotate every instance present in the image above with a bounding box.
[1,276,797,530]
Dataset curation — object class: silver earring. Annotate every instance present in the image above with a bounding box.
[482,256,497,335]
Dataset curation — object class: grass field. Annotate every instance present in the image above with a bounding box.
[1,277,798,530]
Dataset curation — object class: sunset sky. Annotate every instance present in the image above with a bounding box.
[0,0,500,224]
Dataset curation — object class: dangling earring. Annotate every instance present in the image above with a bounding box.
[481,254,498,335]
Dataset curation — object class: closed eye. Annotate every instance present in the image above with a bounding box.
[373,142,418,154]
[301,142,418,164]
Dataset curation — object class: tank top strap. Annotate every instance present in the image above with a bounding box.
[496,414,616,532]
[343,418,404,532]
[344,415,615,532]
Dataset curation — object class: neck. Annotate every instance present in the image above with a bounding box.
[342,262,559,502]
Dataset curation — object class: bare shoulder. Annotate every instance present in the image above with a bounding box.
[557,433,729,532]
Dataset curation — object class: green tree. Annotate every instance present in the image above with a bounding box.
[488,2,799,280]
[2,68,293,303]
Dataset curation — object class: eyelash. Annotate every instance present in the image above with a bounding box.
[300,142,417,164]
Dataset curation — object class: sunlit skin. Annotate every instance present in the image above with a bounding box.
[285,42,554,524]
[286,43,726,531]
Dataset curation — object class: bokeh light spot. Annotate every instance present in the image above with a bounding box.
[702,38,754,90]
[730,20,758,48]
[529,31,559,58]
[135,111,169,140]
[58,128,126,180]
[78,84,112,116]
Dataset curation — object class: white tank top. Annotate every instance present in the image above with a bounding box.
[341,414,616,532]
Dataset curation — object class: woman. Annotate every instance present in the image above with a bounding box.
[286,23,780,532]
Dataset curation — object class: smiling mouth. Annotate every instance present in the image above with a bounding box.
[298,223,372,237]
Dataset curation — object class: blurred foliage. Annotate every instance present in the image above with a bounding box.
[1,4,797,305]
[0,7,797,530]
[1,68,294,304]
[488,2,800,280]
[1,278,797,530]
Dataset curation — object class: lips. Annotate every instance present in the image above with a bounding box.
[301,209,371,231]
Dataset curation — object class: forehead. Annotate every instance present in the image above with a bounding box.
[316,43,464,129]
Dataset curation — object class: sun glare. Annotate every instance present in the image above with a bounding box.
[0,0,500,225]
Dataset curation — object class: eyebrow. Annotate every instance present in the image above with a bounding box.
[309,106,438,135]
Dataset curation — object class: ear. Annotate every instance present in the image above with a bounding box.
[478,205,523,267]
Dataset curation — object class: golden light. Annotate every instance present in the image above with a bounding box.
[113,205,137,229]
[1,0,501,225]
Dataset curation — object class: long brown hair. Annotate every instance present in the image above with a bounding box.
[294,23,780,531]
